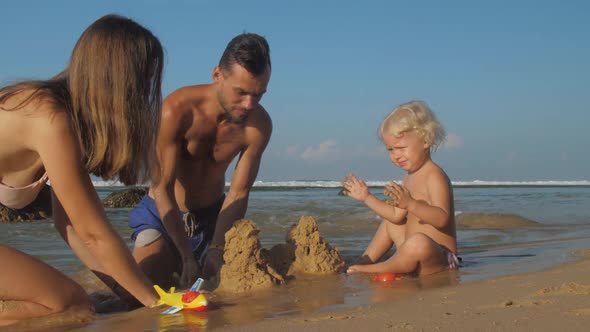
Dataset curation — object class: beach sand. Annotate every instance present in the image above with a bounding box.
[3,214,589,331]
[5,251,589,332]
[216,250,590,332]
[5,250,590,332]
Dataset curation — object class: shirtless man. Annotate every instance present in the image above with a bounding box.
[129,33,272,288]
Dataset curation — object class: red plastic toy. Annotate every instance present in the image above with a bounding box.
[373,272,400,282]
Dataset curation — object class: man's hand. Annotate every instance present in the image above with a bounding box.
[179,257,200,289]
[201,248,224,279]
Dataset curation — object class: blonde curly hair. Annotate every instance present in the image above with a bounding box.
[378,100,446,151]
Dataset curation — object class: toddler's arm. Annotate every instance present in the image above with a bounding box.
[385,175,452,229]
[342,174,407,224]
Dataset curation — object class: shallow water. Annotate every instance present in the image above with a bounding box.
[2,185,590,330]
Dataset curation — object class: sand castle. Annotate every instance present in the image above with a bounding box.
[269,216,345,276]
[217,220,285,293]
[217,216,344,294]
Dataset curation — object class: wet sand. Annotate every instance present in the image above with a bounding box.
[3,212,590,331]
[217,249,590,332]
[4,248,589,331]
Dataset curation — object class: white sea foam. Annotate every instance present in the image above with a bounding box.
[451,180,590,187]
[91,179,590,187]
[91,180,128,187]
[248,180,590,188]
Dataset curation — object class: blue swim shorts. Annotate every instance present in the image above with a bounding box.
[129,194,225,263]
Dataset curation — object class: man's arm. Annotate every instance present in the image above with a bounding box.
[151,102,199,287]
[204,111,273,276]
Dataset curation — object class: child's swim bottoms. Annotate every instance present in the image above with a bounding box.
[442,246,461,269]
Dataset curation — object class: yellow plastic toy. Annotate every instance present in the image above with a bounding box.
[154,278,208,314]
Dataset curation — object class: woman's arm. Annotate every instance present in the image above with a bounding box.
[35,111,158,306]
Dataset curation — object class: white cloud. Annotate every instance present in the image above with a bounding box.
[285,145,300,157]
[283,140,385,162]
[301,139,339,161]
[440,133,464,150]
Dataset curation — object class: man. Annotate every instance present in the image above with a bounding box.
[128,33,272,288]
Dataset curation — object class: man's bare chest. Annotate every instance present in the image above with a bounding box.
[183,126,245,165]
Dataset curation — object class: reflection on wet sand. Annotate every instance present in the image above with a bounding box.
[1,305,93,332]
[70,270,458,331]
[8,210,588,331]
[46,307,210,332]
[350,270,460,305]
[0,264,518,332]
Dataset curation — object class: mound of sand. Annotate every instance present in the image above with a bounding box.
[217,216,344,293]
[217,219,284,293]
[269,216,345,276]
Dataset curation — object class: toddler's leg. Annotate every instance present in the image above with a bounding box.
[354,220,405,265]
[348,232,448,275]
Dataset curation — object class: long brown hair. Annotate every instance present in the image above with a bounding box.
[0,14,164,185]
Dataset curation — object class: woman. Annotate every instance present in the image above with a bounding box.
[0,14,164,325]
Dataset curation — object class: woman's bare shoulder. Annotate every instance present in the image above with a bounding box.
[2,92,70,149]
[15,103,78,161]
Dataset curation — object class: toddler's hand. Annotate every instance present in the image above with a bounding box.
[383,186,396,205]
[341,173,369,202]
[384,181,413,209]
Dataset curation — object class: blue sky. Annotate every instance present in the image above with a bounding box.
[2,1,589,181]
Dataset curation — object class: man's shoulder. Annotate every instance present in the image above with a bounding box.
[245,104,272,138]
[250,104,272,127]
[163,84,214,113]
[171,84,213,95]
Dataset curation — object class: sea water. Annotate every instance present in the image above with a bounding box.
[3,181,589,278]
[2,181,590,330]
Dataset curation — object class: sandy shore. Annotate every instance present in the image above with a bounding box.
[218,250,590,332]
[4,250,589,331]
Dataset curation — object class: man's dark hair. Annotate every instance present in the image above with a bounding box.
[219,33,271,76]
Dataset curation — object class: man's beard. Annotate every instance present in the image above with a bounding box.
[221,101,248,124]
[218,92,247,124]
[225,108,246,124]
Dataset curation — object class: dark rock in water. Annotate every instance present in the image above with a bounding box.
[102,187,147,208]
[0,184,53,223]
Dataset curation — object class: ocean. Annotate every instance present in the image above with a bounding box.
[2,180,590,330]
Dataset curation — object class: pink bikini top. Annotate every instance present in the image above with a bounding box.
[0,172,49,209]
